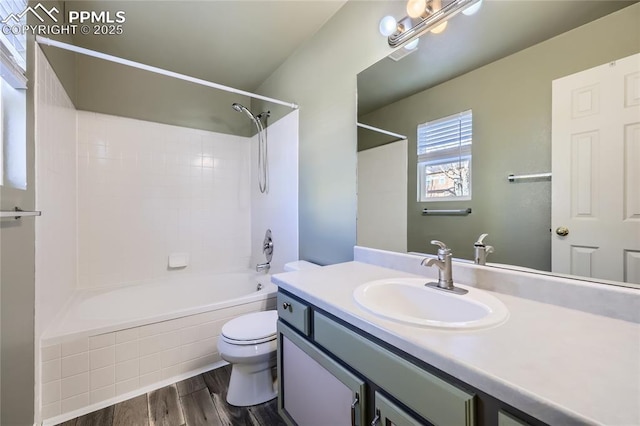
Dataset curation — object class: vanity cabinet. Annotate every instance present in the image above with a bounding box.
[278,321,366,425]
[276,290,474,426]
[276,289,544,426]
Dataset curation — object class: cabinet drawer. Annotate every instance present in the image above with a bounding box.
[498,410,531,426]
[374,392,422,426]
[314,312,476,426]
[277,292,310,335]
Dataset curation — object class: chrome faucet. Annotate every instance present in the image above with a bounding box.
[256,229,273,273]
[256,262,271,272]
[474,233,495,265]
[421,240,468,295]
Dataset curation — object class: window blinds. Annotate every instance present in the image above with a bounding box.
[417,110,472,164]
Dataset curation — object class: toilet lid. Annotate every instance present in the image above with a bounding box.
[221,310,278,342]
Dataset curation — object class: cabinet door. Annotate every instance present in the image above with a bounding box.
[372,392,426,426]
[278,321,366,426]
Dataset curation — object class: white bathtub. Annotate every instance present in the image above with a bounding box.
[43,271,277,343]
[40,270,277,423]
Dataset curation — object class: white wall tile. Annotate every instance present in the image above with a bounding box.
[42,345,61,362]
[115,359,139,382]
[90,385,115,404]
[116,378,139,396]
[90,366,114,390]
[116,328,138,344]
[61,373,89,399]
[139,371,162,388]
[89,333,115,350]
[115,341,138,363]
[42,381,61,405]
[161,347,182,368]
[139,353,161,375]
[139,335,163,357]
[90,346,115,370]
[61,393,89,413]
[61,353,89,378]
[76,112,253,288]
[250,111,299,273]
[61,338,88,357]
[41,401,61,419]
[42,359,61,383]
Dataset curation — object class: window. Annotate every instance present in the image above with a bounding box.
[417,110,472,202]
[0,0,28,189]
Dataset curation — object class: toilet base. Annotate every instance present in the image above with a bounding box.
[226,360,277,407]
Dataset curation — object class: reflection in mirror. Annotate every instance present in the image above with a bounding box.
[357,1,640,288]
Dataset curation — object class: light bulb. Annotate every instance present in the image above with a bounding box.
[430,21,448,34]
[404,38,420,50]
[379,15,398,36]
[462,0,483,15]
[428,0,447,34]
[406,0,427,18]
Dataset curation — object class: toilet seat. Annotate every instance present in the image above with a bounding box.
[221,310,277,346]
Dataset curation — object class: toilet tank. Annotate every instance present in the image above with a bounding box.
[283,260,320,272]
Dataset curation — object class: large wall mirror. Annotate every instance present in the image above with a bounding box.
[357,1,640,288]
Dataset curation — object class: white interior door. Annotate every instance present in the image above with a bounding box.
[552,53,640,284]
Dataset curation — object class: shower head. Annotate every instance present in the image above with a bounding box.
[232,102,264,133]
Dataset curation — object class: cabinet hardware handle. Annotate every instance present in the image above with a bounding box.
[371,409,381,426]
[282,302,291,310]
[351,393,359,426]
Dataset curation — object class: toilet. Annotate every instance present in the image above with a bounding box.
[218,310,279,406]
[218,260,320,406]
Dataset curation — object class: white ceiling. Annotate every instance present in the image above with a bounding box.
[64,0,347,91]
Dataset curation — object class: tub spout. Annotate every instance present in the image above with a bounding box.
[256,262,271,273]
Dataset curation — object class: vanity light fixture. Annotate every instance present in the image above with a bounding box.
[380,0,482,48]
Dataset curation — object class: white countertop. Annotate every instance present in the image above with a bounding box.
[273,261,640,426]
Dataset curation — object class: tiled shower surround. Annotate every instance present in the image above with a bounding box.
[77,111,252,288]
[40,299,274,422]
[34,47,299,424]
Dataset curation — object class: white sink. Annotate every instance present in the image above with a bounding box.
[353,278,509,329]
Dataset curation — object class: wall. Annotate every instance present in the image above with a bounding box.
[359,4,640,270]
[77,112,252,288]
[0,35,36,426]
[250,110,299,273]
[357,140,407,253]
[256,1,405,265]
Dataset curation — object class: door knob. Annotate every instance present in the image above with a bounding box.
[555,226,569,237]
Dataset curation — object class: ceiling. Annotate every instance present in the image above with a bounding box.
[358,1,637,116]
[63,0,346,92]
[40,1,345,135]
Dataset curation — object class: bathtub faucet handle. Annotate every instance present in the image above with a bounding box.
[256,262,271,273]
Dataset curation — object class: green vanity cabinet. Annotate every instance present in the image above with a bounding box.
[277,321,367,426]
[373,392,425,426]
[314,311,476,426]
[276,290,544,426]
[498,411,531,426]
[277,292,310,335]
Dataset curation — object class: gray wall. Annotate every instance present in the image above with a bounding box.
[358,5,640,270]
[256,1,405,265]
[0,35,36,426]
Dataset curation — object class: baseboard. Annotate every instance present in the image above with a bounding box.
[41,360,228,426]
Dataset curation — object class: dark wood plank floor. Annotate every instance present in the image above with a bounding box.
[57,365,285,426]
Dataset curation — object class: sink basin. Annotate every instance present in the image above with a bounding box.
[353,278,509,329]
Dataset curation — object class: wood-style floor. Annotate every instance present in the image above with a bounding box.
[57,365,286,426]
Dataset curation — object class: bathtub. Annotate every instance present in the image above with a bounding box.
[40,270,277,424]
